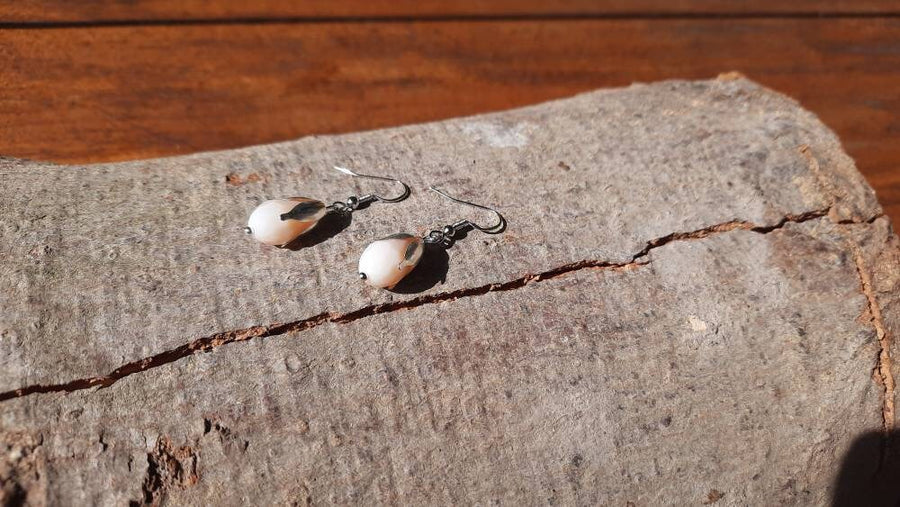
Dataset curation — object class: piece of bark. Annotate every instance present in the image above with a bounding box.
[0,77,896,505]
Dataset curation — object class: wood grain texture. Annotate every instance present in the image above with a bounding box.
[0,18,897,224]
[2,0,900,22]
[2,77,882,392]
[0,78,897,505]
[0,228,892,505]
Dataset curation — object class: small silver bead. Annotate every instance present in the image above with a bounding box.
[442,225,454,236]
[359,272,367,280]
[243,227,253,234]
[346,196,360,209]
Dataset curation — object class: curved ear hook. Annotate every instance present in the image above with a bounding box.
[428,186,507,235]
[334,166,411,204]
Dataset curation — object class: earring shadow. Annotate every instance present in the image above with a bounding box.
[390,244,450,294]
[282,212,352,251]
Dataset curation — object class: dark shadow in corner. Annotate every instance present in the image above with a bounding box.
[282,212,351,251]
[390,244,450,294]
[833,430,900,507]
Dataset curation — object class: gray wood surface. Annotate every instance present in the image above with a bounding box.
[0,77,897,505]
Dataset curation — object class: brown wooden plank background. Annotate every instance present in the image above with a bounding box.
[3,1,900,21]
[0,3,897,222]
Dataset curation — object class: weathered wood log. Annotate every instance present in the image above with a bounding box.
[0,76,898,505]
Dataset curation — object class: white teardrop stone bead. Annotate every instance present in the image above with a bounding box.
[247,198,326,246]
[358,233,424,289]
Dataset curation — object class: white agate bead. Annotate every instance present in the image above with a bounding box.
[358,233,425,289]
[247,198,327,246]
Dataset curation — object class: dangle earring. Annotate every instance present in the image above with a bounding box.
[245,166,410,246]
[357,186,506,289]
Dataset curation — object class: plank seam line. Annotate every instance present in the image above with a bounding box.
[0,207,851,403]
[1,12,899,30]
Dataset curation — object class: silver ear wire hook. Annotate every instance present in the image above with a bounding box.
[328,166,411,213]
[423,186,506,247]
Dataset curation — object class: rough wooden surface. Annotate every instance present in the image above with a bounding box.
[1,17,898,225]
[0,77,898,504]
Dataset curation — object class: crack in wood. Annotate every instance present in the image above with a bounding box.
[851,247,895,429]
[830,217,898,479]
[797,144,885,227]
[830,215,897,478]
[629,207,832,261]
[837,214,884,225]
[0,208,866,403]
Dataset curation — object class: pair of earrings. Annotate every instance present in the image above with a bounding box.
[244,167,506,289]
